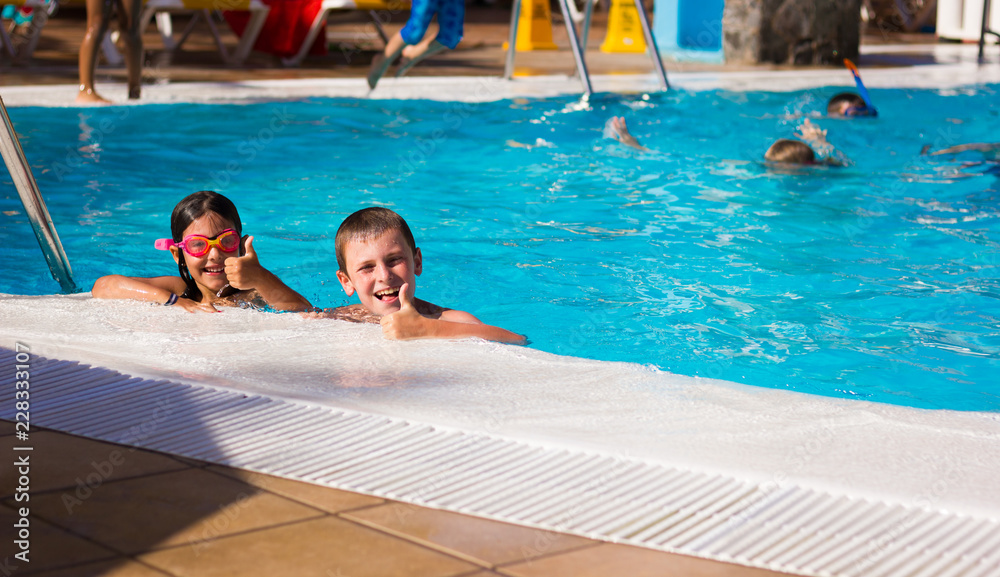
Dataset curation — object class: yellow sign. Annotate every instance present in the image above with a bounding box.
[601,0,647,53]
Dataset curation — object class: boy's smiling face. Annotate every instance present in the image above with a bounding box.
[336,228,422,317]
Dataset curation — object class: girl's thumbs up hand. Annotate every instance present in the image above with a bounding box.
[225,235,265,290]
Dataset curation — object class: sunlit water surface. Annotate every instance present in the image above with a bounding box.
[2,87,998,411]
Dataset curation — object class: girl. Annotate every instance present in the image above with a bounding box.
[93,191,311,312]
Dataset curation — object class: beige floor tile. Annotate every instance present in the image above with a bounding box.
[345,503,595,567]
[0,505,118,575]
[0,430,189,498]
[26,559,174,577]
[205,466,384,513]
[24,468,326,555]
[140,516,479,577]
[498,542,794,577]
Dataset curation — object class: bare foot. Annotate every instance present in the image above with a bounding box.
[75,88,111,105]
[396,39,448,78]
[604,116,647,151]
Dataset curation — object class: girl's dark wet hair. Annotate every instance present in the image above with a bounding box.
[171,191,242,301]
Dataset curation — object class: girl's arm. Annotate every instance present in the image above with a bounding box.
[91,275,219,313]
[223,236,312,312]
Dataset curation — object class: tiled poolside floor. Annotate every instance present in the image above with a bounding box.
[1,419,797,576]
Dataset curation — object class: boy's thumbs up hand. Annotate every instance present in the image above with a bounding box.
[397,281,416,311]
[225,235,265,290]
[381,282,430,340]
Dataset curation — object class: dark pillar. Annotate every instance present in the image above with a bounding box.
[723,0,861,65]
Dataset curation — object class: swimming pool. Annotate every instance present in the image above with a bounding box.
[1,86,998,411]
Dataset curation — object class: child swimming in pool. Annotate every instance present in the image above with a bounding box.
[765,119,850,167]
[827,93,874,118]
[827,60,878,118]
[92,190,312,313]
[309,207,525,344]
[606,116,848,167]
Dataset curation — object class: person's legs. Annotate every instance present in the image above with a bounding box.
[367,32,406,89]
[395,39,447,77]
[76,0,113,103]
[401,34,435,60]
[116,0,143,99]
[396,0,461,76]
[432,0,463,49]
[368,0,439,88]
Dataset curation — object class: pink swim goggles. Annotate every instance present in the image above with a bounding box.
[155,228,240,258]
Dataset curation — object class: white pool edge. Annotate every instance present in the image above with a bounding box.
[2,43,999,107]
[4,346,999,577]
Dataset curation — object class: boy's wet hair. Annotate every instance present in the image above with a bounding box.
[170,190,243,300]
[765,139,816,165]
[827,92,867,115]
[336,207,417,273]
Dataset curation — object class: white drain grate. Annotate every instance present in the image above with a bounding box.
[2,347,998,577]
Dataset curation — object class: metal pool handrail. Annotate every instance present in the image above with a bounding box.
[0,94,77,293]
[981,0,998,64]
[504,0,669,95]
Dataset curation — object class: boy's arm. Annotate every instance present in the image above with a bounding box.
[224,236,312,312]
[795,119,850,167]
[380,284,526,345]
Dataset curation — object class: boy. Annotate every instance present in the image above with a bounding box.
[607,116,848,167]
[323,207,525,344]
[827,92,875,118]
[765,119,849,167]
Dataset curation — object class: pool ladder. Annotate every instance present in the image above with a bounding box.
[504,0,669,95]
[0,94,77,293]
[981,0,998,64]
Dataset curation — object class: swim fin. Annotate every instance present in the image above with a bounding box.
[368,45,404,89]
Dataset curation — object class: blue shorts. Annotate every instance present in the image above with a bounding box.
[400,0,464,50]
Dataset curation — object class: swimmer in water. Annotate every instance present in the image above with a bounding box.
[306,206,526,343]
[827,60,878,118]
[92,190,312,312]
[765,119,850,167]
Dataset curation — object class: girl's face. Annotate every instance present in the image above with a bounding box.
[170,213,241,298]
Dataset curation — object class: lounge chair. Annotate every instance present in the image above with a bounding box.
[281,0,410,66]
[138,0,271,65]
[0,0,50,63]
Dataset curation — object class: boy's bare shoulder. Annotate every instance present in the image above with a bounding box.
[415,299,482,323]
[414,298,447,319]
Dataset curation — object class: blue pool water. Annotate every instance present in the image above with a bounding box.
[1,87,999,411]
